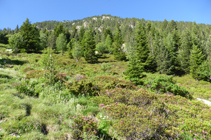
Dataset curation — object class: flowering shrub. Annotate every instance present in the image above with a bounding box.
[71,114,98,139]
[26,70,45,79]
[94,76,138,90]
[55,72,67,83]
[90,88,211,139]
[65,79,99,96]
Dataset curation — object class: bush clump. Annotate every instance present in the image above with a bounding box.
[94,76,138,90]
[71,114,99,139]
[144,75,190,98]
[15,79,39,97]
[66,78,99,97]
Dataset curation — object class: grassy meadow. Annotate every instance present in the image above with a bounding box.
[0,44,211,140]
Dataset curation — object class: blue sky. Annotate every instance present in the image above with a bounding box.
[0,0,211,30]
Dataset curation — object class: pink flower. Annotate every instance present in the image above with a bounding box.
[205,131,207,134]
[69,117,71,119]
[100,104,104,106]
[195,133,197,136]
[73,116,75,118]
[94,130,97,133]
[63,122,65,124]
[89,122,91,124]
[107,107,110,109]
[204,135,205,137]
[190,130,192,133]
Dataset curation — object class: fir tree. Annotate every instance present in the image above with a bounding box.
[54,23,64,37]
[113,24,126,61]
[79,26,85,44]
[20,18,40,52]
[135,22,150,71]
[178,29,192,73]
[190,45,205,79]
[83,27,98,63]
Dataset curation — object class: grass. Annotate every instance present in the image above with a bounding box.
[0,47,211,139]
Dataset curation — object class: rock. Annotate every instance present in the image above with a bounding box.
[197,98,211,106]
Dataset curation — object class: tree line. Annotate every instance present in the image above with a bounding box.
[2,16,211,82]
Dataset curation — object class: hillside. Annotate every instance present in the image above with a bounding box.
[0,15,211,139]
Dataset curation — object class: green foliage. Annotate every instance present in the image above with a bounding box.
[94,76,138,90]
[72,41,82,62]
[83,27,98,63]
[195,60,211,82]
[100,63,112,72]
[54,23,64,37]
[56,33,67,55]
[124,58,145,85]
[105,35,113,53]
[113,24,126,61]
[15,79,39,97]
[190,45,205,79]
[96,42,108,55]
[8,32,24,53]
[39,30,48,49]
[144,75,190,97]
[20,18,41,52]
[72,114,99,139]
[47,32,56,50]
[66,78,99,96]
[135,22,149,64]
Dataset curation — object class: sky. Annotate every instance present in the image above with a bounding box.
[0,0,211,30]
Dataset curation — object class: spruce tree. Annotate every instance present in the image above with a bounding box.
[178,30,192,73]
[113,24,126,61]
[20,18,40,52]
[54,23,64,37]
[83,27,97,63]
[156,37,171,74]
[190,45,205,79]
[79,26,85,44]
[135,22,153,71]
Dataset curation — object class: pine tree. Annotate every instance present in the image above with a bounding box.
[135,22,150,70]
[20,18,40,52]
[124,57,145,85]
[190,45,205,79]
[83,27,98,63]
[164,33,181,75]
[178,29,192,73]
[54,23,64,37]
[113,24,126,61]
[79,26,85,44]
[56,33,67,55]
[156,37,171,74]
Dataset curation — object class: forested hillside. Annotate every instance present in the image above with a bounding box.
[0,15,211,139]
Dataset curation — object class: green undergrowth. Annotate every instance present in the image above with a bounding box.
[0,50,211,139]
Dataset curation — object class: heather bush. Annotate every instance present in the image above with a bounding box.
[94,76,138,90]
[65,79,99,97]
[71,114,99,139]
